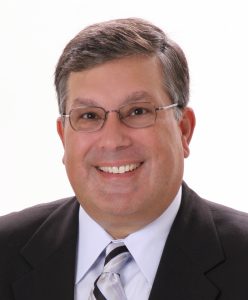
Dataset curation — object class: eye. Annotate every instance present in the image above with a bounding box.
[80,112,99,119]
[130,107,148,116]
[120,103,154,120]
[74,107,104,121]
[127,104,154,118]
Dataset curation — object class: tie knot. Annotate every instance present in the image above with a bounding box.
[103,242,130,274]
[89,242,130,300]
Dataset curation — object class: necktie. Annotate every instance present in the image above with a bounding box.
[89,242,130,300]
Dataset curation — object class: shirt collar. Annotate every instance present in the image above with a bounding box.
[75,186,181,285]
[125,187,181,286]
[75,208,112,284]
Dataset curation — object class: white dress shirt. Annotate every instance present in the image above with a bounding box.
[75,187,181,300]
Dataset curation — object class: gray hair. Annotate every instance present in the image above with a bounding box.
[54,18,189,116]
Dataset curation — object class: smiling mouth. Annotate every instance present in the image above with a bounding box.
[97,163,142,174]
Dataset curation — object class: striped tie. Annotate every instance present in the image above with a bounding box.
[89,242,130,300]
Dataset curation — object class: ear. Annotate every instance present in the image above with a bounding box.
[57,117,66,164]
[179,107,196,158]
[57,117,65,147]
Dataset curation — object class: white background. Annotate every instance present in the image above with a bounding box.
[0,0,247,216]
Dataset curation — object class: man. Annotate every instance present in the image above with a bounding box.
[1,18,248,300]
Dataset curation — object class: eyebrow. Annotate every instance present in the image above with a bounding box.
[124,91,154,104]
[71,98,99,107]
[70,91,154,108]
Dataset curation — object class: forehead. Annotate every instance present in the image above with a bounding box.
[67,55,169,108]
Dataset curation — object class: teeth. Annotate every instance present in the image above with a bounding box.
[98,163,140,174]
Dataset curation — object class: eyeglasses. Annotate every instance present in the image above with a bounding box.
[61,101,178,132]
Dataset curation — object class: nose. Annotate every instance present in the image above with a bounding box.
[96,111,132,151]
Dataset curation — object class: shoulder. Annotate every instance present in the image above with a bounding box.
[0,197,76,246]
[205,199,248,251]
[183,181,248,229]
[182,182,248,249]
[206,199,248,228]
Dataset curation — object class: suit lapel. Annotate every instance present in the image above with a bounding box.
[12,198,79,300]
[149,183,225,300]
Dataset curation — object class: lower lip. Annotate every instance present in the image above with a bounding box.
[96,164,143,179]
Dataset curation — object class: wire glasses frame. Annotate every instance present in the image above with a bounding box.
[61,102,179,132]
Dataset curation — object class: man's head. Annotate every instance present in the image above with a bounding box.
[55,18,189,115]
[55,18,195,238]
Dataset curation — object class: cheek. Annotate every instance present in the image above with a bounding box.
[63,132,89,169]
[62,135,92,194]
[151,125,184,170]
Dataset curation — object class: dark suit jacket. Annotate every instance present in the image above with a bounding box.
[1,182,248,300]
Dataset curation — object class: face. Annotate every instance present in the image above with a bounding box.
[57,55,195,238]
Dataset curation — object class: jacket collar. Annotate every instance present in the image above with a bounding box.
[149,182,225,300]
[12,198,79,300]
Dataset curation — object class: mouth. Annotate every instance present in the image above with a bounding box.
[96,162,142,174]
